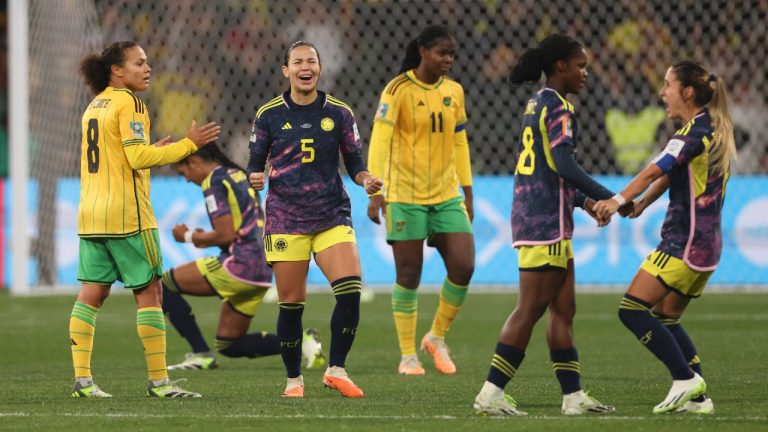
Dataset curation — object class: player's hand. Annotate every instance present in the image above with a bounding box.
[593,197,621,220]
[618,200,635,217]
[249,172,266,190]
[363,175,383,195]
[172,224,189,242]
[464,193,474,222]
[627,197,647,219]
[186,120,221,148]
[583,198,610,227]
[152,135,172,147]
[367,194,387,225]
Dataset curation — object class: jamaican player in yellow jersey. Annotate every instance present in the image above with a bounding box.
[368,25,473,377]
[69,41,219,399]
[473,35,617,416]
[594,61,736,415]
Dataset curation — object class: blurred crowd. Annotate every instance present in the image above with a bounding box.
[2,0,767,177]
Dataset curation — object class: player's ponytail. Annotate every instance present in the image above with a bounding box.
[398,25,454,74]
[510,34,583,88]
[79,41,138,95]
[671,61,736,175]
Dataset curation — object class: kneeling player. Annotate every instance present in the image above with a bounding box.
[163,145,325,371]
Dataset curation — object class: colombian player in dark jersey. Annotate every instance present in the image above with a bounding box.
[160,144,326,372]
[247,41,382,398]
[474,35,617,416]
[70,42,219,399]
[594,61,736,414]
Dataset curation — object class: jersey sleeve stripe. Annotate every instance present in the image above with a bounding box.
[122,139,145,146]
[327,98,354,115]
[454,123,466,132]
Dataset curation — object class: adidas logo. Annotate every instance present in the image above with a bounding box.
[282,122,292,130]
[417,100,425,106]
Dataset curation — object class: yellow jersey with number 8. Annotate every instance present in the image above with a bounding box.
[78,87,155,237]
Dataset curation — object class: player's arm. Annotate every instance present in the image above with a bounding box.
[172,178,236,247]
[629,175,669,218]
[551,143,614,201]
[118,97,219,169]
[367,85,400,196]
[454,86,473,221]
[247,113,271,190]
[338,108,383,195]
[367,84,400,223]
[594,135,702,218]
[172,215,235,248]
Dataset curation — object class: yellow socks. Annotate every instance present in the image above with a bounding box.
[430,278,468,338]
[70,301,98,379]
[136,307,168,381]
[392,283,418,356]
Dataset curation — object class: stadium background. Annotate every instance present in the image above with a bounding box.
[1,0,767,290]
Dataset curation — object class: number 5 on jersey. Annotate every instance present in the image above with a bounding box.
[301,138,315,163]
[515,126,535,175]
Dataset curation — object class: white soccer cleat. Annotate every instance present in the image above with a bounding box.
[675,395,714,414]
[653,372,706,414]
[302,328,327,369]
[561,390,615,415]
[167,352,218,371]
[473,382,527,416]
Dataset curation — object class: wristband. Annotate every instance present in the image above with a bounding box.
[612,193,627,206]
[184,230,194,243]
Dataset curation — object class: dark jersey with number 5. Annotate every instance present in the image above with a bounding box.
[511,88,579,246]
[248,91,362,235]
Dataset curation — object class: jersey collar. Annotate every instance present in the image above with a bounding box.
[405,70,445,90]
[282,90,327,111]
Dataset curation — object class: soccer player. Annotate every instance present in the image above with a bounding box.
[247,41,382,398]
[593,61,735,414]
[71,41,220,398]
[367,25,474,376]
[162,144,326,372]
[473,34,618,416]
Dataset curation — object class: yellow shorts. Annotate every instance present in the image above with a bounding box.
[640,250,713,298]
[263,225,356,264]
[517,239,573,270]
[195,257,270,316]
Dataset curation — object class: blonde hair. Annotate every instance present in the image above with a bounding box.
[671,61,735,175]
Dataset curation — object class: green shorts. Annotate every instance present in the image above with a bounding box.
[386,196,473,242]
[77,229,163,289]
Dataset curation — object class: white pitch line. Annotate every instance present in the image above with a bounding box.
[1,412,766,422]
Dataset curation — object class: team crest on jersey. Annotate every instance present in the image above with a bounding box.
[130,121,145,139]
[376,103,389,119]
[443,97,451,107]
[321,117,335,132]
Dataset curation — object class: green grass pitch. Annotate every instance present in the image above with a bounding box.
[1,290,766,431]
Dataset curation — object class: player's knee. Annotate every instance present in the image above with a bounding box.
[161,270,179,293]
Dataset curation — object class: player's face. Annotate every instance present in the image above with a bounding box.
[563,49,589,94]
[174,159,206,186]
[282,45,321,94]
[660,67,686,121]
[420,37,457,76]
[113,46,151,92]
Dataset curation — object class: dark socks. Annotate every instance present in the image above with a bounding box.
[550,347,581,394]
[329,276,362,368]
[215,331,280,358]
[161,279,210,353]
[486,342,526,390]
[277,302,304,378]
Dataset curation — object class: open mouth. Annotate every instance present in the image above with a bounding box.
[298,73,313,83]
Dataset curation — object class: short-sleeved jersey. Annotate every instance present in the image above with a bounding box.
[248,91,361,235]
[202,165,271,283]
[511,88,579,245]
[369,70,470,204]
[79,87,156,237]
[651,110,728,270]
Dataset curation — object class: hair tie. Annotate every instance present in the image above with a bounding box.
[708,74,717,82]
